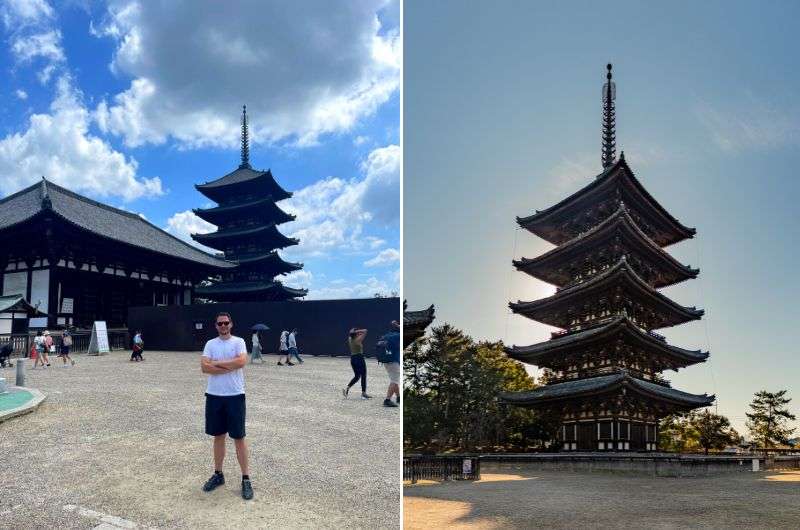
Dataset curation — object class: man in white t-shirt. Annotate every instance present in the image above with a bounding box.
[200,312,253,500]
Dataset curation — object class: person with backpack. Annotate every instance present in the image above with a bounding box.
[33,330,49,368]
[342,328,371,399]
[378,321,400,408]
[59,329,76,366]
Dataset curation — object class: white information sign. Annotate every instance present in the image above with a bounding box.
[88,321,110,355]
[61,298,74,314]
[462,458,472,474]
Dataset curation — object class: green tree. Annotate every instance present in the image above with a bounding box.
[690,410,739,455]
[746,390,796,450]
[403,323,545,451]
[658,413,700,452]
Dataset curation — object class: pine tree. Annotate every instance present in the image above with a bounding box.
[746,390,796,450]
[691,410,739,455]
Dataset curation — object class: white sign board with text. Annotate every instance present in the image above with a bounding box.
[88,321,110,355]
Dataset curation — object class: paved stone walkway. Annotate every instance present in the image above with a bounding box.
[0,351,400,529]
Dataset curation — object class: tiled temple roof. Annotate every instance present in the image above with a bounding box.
[0,179,234,269]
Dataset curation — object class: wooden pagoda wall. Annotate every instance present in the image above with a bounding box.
[128,297,401,355]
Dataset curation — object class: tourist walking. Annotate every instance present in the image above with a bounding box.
[200,312,253,500]
[131,331,144,362]
[343,328,371,399]
[250,330,263,364]
[59,329,76,366]
[277,330,292,366]
[44,330,55,362]
[381,321,401,408]
[33,331,49,368]
[287,329,303,364]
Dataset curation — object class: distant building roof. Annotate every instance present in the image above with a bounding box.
[0,294,48,316]
[0,179,235,269]
[403,302,435,348]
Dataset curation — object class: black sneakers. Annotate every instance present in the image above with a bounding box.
[383,398,398,408]
[241,478,253,500]
[202,472,225,492]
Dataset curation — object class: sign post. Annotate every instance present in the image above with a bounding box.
[88,321,110,355]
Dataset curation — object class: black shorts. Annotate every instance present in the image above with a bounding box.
[205,393,246,439]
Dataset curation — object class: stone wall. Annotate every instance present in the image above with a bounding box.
[479,453,800,477]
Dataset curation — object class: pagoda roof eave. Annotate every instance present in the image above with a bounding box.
[513,204,699,288]
[195,167,291,202]
[234,251,302,270]
[191,223,299,250]
[193,197,295,224]
[195,280,307,298]
[516,157,696,246]
[499,371,714,409]
[509,257,704,328]
[505,316,709,366]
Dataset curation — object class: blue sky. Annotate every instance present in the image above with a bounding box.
[0,0,399,299]
[405,0,800,435]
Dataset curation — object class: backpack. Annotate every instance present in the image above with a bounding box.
[374,341,394,364]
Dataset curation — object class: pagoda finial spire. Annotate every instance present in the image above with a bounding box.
[240,105,251,169]
[602,63,616,169]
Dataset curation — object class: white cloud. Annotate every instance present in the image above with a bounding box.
[282,144,399,259]
[2,1,64,85]
[163,210,217,251]
[282,269,312,289]
[364,248,399,267]
[92,0,400,148]
[353,135,369,146]
[15,89,28,99]
[0,0,54,29]
[308,276,394,300]
[0,76,163,201]
[11,29,64,63]
[695,97,799,153]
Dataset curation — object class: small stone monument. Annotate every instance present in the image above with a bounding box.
[16,359,25,387]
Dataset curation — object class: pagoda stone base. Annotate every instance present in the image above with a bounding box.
[557,419,659,452]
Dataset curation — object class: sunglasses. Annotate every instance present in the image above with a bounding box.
[216,321,231,327]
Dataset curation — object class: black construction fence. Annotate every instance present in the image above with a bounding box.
[404,455,481,483]
[127,297,401,355]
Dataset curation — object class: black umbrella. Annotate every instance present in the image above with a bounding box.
[251,323,270,331]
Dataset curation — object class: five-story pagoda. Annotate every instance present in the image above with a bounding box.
[191,106,307,301]
[501,65,713,452]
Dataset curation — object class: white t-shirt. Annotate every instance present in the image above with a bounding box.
[251,333,260,348]
[279,331,288,351]
[202,335,246,396]
[288,332,297,349]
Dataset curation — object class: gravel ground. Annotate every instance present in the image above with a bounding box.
[0,351,400,529]
[404,466,800,529]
